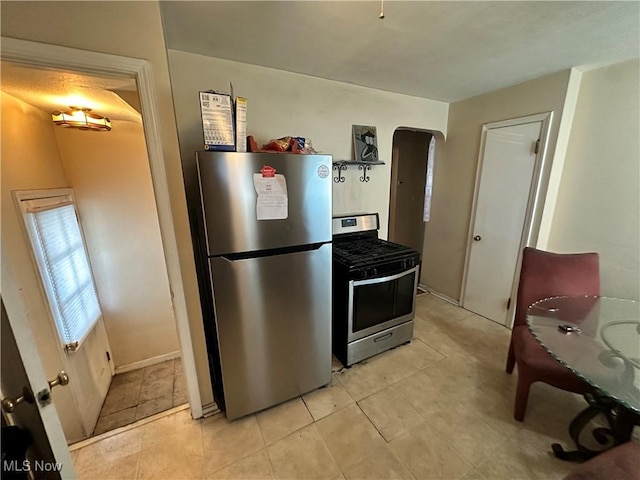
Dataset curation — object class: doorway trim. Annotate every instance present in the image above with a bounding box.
[1,37,204,417]
[459,112,553,328]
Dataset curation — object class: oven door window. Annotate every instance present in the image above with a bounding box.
[351,268,416,334]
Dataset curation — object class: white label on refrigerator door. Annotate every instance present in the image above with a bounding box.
[317,165,329,179]
[253,174,288,220]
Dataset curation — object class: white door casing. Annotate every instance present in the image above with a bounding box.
[461,113,553,326]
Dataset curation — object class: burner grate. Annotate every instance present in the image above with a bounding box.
[333,237,417,266]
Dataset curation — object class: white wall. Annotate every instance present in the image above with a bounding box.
[547,59,640,299]
[166,50,449,238]
[55,120,180,367]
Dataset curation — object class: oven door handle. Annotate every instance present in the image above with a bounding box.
[351,266,418,287]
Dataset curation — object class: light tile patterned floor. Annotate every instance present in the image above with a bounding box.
[93,358,188,435]
[72,294,587,479]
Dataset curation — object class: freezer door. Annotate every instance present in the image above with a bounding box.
[197,152,332,256]
[209,243,332,420]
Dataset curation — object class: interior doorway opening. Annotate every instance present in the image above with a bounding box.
[388,128,444,288]
[1,62,186,442]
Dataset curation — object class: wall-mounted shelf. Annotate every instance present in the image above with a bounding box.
[332,161,385,183]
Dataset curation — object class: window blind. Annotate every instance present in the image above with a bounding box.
[28,203,102,350]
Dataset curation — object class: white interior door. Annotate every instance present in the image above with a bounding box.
[63,319,113,438]
[14,189,114,442]
[463,121,542,325]
[1,298,75,478]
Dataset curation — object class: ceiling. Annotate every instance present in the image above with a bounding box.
[1,62,141,123]
[3,2,637,118]
[160,1,640,102]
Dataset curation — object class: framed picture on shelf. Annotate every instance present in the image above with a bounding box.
[352,125,379,162]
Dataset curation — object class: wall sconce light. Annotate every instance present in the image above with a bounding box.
[51,107,111,131]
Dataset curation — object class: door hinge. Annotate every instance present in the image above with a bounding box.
[534,139,540,154]
[106,351,111,361]
[507,297,512,310]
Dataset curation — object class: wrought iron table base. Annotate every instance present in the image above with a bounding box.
[552,393,640,462]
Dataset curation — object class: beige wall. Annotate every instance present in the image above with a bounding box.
[166,50,449,238]
[55,121,180,367]
[1,1,213,407]
[547,59,640,300]
[423,70,572,300]
[1,92,99,442]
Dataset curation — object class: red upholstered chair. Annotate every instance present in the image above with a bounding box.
[506,247,600,421]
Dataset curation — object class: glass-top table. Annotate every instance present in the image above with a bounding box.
[527,295,640,413]
[527,295,640,460]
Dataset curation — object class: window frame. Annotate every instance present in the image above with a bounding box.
[14,188,103,353]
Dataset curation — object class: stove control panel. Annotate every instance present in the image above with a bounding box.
[332,213,379,236]
[341,218,357,228]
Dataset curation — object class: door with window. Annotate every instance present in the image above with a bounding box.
[16,189,113,440]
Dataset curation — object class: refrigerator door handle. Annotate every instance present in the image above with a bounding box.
[220,242,329,262]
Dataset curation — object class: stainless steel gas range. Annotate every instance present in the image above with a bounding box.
[332,213,421,366]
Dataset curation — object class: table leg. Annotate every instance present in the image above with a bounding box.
[551,394,639,462]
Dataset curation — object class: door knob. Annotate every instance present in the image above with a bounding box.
[48,371,70,389]
[473,235,482,241]
[1,371,69,413]
[1,387,34,413]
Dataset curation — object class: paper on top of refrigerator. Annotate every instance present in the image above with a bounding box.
[235,97,248,153]
[200,91,235,151]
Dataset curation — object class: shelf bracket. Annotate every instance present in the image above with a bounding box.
[358,163,372,182]
[333,163,347,183]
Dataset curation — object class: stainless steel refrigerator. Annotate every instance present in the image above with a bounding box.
[196,151,333,420]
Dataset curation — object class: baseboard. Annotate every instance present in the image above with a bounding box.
[202,401,220,418]
[421,286,460,306]
[114,350,181,374]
